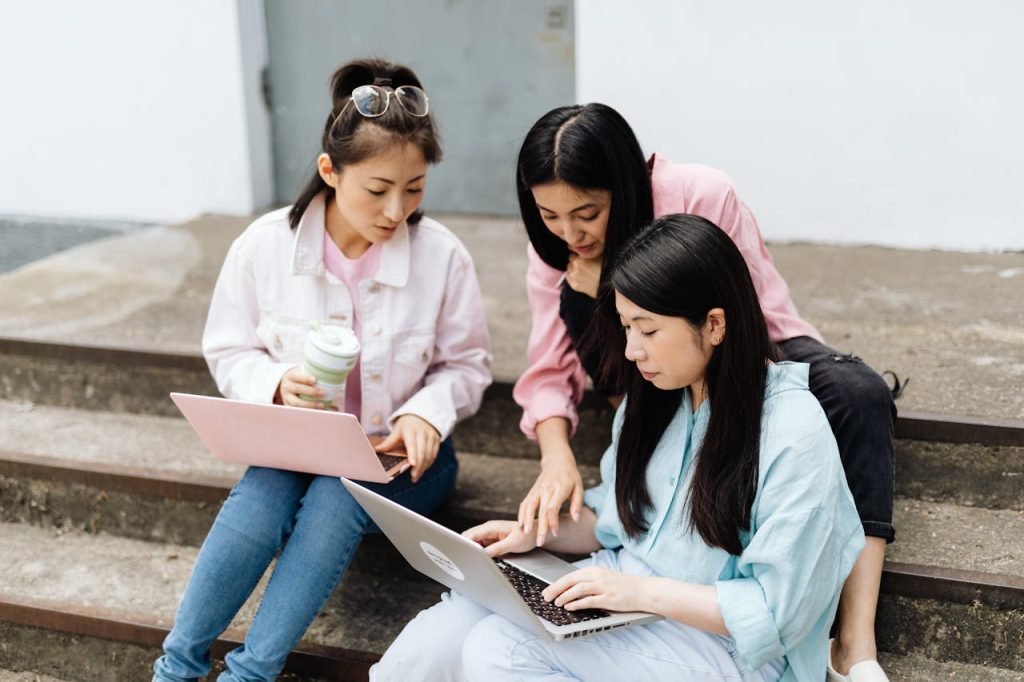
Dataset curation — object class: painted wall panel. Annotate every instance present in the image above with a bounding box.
[577,1,1024,250]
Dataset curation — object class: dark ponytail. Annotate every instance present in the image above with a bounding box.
[289,58,442,230]
[608,214,777,556]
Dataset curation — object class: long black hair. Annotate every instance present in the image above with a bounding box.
[516,104,653,391]
[607,214,777,556]
[515,103,653,272]
[288,58,442,230]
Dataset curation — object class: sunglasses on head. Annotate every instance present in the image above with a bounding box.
[342,84,430,119]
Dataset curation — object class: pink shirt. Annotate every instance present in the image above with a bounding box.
[323,232,382,419]
[512,155,822,440]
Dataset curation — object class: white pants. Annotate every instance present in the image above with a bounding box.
[371,549,785,682]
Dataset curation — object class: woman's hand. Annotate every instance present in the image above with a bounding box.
[565,254,602,299]
[463,520,537,557]
[519,454,585,547]
[275,367,325,409]
[542,566,649,613]
[375,414,441,483]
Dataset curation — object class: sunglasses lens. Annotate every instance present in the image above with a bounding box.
[396,86,429,116]
[351,85,388,117]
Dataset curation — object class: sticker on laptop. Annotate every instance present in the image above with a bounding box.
[419,541,465,581]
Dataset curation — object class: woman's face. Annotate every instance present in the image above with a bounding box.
[531,181,612,260]
[320,141,428,245]
[615,291,725,399]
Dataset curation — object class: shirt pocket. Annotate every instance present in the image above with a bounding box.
[256,310,310,365]
[389,330,436,390]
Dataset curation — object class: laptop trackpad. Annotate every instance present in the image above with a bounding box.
[505,549,579,585]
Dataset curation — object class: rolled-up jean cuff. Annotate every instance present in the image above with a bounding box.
[862,521,895,543]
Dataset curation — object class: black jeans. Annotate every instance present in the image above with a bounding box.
[778,336,897,542]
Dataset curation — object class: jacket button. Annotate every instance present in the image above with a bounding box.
[274,334,282,351]
[370,373,382,382]
[371,414,383,425]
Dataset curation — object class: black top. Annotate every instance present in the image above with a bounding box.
[558,284,621,397]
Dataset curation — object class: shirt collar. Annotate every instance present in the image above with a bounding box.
[291,192,410,286]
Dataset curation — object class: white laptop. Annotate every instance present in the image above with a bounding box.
[170,393,409,483]
[340,478,661,640]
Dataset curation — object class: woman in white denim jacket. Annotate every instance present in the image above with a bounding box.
[153,58,491,682]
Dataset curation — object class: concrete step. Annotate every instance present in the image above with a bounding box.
[2,399,1022,521]
[0,522,433,680]
[2,399,1023,579]
[0,519,1021,680]
[0,671,69,682]
[1,404,1023,671]
[5,337,1024,470]
[877,653,1024,681]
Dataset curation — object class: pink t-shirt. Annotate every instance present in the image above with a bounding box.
[512,155,823,440]
[323,231,382,418]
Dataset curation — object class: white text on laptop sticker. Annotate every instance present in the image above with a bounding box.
[419,541,465,581]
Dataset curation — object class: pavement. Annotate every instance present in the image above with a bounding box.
[0,211,1021,420]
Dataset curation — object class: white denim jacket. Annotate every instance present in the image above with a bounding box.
[202,194,493,439]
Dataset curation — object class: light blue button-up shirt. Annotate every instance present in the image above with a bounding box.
[583,362,864,682]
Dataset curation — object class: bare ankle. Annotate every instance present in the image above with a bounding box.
[832,633,878,673]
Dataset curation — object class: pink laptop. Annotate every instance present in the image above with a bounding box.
[170,392,409,483]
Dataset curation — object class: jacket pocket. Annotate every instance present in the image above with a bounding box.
[256,310,310,365]
[390,331,435,391]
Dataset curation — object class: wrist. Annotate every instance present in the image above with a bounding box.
[636,576,661,615]
[539,445,575,466]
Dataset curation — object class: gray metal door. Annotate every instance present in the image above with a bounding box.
[264,0,574,214]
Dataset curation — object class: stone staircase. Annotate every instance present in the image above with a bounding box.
[1,213,1022,680]
[0,339,1022,680]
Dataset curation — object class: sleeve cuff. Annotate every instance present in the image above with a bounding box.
[716,577,785,670]
[243,361,294,404]
[389,386,456,441]
[583,484,607,516]
[519,390,580,441]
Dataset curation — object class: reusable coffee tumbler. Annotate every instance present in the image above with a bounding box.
[300,322,360,408]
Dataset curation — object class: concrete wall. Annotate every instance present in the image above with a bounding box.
[576,1,1024,251]
[0,0,272,224]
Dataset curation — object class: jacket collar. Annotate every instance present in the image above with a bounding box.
[290,192,410,287]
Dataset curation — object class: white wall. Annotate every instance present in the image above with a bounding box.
[0,0,273,224]
[576,1,1024,251]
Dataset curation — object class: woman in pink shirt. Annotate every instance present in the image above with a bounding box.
[512,103,893,682]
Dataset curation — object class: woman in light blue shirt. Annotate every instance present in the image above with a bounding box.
[373,214,864,682]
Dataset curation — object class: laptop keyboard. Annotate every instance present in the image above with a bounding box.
[376,453,407,471]
[494,559,610,626]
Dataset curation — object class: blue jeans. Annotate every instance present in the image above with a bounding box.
[153,440,457,681]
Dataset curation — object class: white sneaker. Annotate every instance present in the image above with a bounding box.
[847,660,890,682]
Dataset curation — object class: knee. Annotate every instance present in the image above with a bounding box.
[825,363,896,427]
[302,478,370,536]
[463,615,537,680]
[847,369,896,424]
[215,469,306,546]
[374,632,460,682]
[374,595,479,682]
